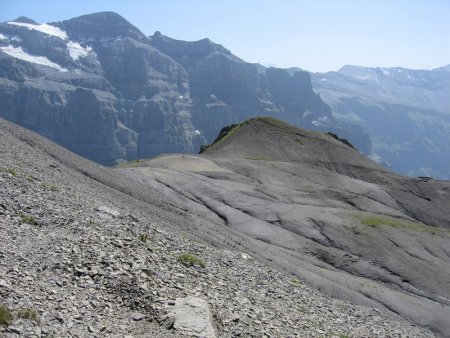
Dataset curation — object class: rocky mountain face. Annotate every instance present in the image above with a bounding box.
[0,116,442,337]
[0,12,201,165]
[149,34,371,154]
[0,12,370,165]
[312,65,450,179]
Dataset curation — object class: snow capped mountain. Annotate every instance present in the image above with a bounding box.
[0,12,367,166]
[0,17,99,74]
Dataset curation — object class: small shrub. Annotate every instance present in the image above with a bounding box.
[44,183,58,191]
[0,304,12,326]
[17,308,38,322]
[245,155,272,161]
[3,166,18,177]
[291,278,302,286]
[21,214,37,225]
[177,253,205,268]
[139,233,149,242]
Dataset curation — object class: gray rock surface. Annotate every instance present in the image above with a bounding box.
[0,117,437,337]
[117,117,450,337]
[166,297,216,337]
[149,33,372,155]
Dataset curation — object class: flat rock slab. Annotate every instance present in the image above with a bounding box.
[96,205,120,218]
[167,296,216,338]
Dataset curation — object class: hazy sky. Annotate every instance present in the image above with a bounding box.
[0,0,449,72]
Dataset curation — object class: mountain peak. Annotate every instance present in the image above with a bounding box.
[73,11,127,23]
[149,32,231,58]
[11,16,37,24]
[57,11,146,41]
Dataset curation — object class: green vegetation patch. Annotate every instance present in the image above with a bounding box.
[290,277,303,286]
[177,253,206,268]
[354,214,445,234]
[17,308,39,322]
[3,166,18,177]
[20,214,38,225]
[200,122,246,154]
[139,233,149,242]
[43,183,58,191]
[114,158,146,168]
[258,117,292,129]
[0,304,12,326]
[244,155,273,161]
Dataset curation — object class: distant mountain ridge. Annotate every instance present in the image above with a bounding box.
[312,65,450,179]
[0,11,370,165]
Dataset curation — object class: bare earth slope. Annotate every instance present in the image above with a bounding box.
[0,118,439,337]
[116,117,450,337]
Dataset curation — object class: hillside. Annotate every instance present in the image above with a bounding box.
[117,117,450,337]
[0,116,442,337]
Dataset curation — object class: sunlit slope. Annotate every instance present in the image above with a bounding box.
[117,117,450,336]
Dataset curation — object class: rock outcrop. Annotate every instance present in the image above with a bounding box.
[0,12,204,165]
[0,11,370,165]
[149,33,372,154]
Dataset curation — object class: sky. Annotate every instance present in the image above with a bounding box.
[0,0,449,72]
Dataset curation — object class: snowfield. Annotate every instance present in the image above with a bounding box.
[0,45,67,72]
[67,41,93,61]
[7,21,68,40]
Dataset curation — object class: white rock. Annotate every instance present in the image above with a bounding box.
[96,206,120,218]
[167,296,216,338]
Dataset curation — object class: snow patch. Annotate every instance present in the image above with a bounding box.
[0,45,67,72]
[0,33,7,41]
[67,41,92,61]
[381,68,391,76]
[7,21,68,40]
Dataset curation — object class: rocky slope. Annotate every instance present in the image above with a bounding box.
[312,65,450,179]
[0,117,439,337]
[116,117,450,337]
[0,11,370,166]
